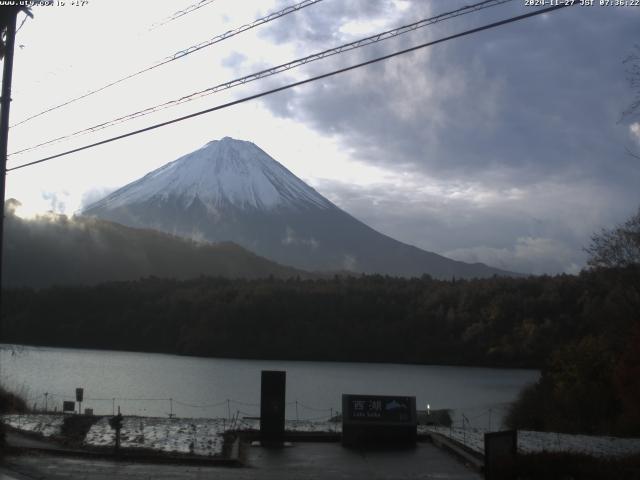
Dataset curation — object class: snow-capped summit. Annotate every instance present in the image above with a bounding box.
[88,137,332,213]
[84,137,515,279]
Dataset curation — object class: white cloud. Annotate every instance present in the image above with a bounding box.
[630,122,640,144]
[80,187,116,211]
[282,227,319,249]
[342,254,357,271]
[445,237,583,276]
[310,175,635,275]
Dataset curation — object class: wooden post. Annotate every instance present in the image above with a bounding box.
[0,8,19,339]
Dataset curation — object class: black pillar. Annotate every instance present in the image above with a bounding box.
[260,370,286,445]
[0,8,19,340]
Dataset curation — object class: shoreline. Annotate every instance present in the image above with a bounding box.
[0,343,542,371]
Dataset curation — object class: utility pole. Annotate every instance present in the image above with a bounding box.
[0,8,19,339]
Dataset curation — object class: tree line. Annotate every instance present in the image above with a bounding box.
[2,267,637,370]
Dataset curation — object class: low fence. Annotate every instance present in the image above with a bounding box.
[21,391,339,423]
[425,422,640,459]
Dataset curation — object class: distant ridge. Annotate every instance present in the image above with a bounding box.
[85,137,518,279]
[2,207,310,288]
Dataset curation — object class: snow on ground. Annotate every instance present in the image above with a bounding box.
[285,419,341,433]
[426,426,640,459]
[234,417,341,433]
[12,414,638,460]
[2,414,341,457]
[1,414,63,438]
[84,417,227,456]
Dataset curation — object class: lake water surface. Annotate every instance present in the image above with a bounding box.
[0,344,538,428]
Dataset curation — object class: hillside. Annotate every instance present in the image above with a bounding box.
[2,204,310,288]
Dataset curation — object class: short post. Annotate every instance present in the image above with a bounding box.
[462,414,467,446]
[108,406,124,453]
[330,407,334,432]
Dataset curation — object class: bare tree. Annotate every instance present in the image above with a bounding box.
[623,46,640,119]
[586,207,640,269]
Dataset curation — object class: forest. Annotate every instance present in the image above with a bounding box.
[1,265,637,365]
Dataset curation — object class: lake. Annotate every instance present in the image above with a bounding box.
[0,344,538,429]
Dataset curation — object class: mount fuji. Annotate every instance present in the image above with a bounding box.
[84,137,514,279]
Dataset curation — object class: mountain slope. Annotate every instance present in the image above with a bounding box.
[84,137,516,279]
[2,206,309,288]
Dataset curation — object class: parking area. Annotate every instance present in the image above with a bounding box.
[2,441,481,480]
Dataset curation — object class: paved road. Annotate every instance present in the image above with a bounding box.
[2,442,481,479]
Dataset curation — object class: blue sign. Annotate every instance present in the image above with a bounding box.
[344,395,415,423]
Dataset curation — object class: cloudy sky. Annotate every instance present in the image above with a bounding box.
[4,0,640,275]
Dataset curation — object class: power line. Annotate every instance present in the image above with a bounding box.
[163,0,323,62]
[150,0,219,30]
[172,399,229,408]
[8,0,513,157]
[7,3,575,173]
[9,0,324,129]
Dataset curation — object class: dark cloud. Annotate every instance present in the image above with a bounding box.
[263,3,639,184]
[311,176,635,274]
[263,0,397,45]
[255,2,640,273]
